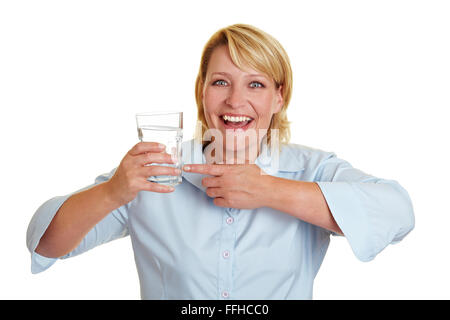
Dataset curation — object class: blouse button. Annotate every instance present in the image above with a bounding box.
[226,217,234,225]
[222,291,229,298]
[222,250,230,259]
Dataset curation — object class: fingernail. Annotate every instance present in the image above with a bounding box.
[174,168,181,175]
[168,186,175,192]
[158,143,165,149]
[183,165,191,171]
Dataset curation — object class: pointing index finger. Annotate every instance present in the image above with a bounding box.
[183,164,226,176]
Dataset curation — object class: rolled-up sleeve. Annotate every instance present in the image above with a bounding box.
[26,169,129,274]
[315,154,415,262]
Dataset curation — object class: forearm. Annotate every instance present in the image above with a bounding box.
[35,181,122,258]
[263,176,342,234]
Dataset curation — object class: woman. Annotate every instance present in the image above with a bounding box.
[27,24,415,299]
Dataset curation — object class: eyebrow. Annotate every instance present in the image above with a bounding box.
[211,71,266,78]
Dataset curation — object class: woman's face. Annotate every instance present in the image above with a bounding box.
[202,45,283,157]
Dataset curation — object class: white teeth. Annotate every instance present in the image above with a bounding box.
[223,115,252,122]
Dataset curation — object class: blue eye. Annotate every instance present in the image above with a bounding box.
[213,80,228,86]
[249,81,264,88]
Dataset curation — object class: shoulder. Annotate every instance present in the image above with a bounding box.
[278,143,337,171]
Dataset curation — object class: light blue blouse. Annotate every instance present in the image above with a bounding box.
[26,139,415,299]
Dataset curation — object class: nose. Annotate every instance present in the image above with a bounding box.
[225,85,247,109]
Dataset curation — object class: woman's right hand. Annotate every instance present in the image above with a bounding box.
[106,142,179,206]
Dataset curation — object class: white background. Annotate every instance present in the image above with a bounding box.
[1,0,449,299]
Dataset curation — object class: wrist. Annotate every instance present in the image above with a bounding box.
[259,175,305,213]
[258,174,280,208]
[101,179,125,209]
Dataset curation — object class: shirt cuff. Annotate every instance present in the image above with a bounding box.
[30,251,58,274]
[26,194,72,274]
[316,181,374,262]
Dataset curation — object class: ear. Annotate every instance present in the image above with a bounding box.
[273,85,284,113]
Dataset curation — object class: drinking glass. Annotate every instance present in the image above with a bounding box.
[136,111,183,186]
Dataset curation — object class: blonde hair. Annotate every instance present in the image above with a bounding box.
[195,24,293,146]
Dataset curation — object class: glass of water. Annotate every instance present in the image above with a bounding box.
[136,111,183,187]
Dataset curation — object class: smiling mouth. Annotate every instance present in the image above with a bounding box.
[220,114,254,130]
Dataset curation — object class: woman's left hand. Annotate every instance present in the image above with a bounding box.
[183,164,272,209]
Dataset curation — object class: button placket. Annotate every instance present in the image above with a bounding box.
[218,208,237,299]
